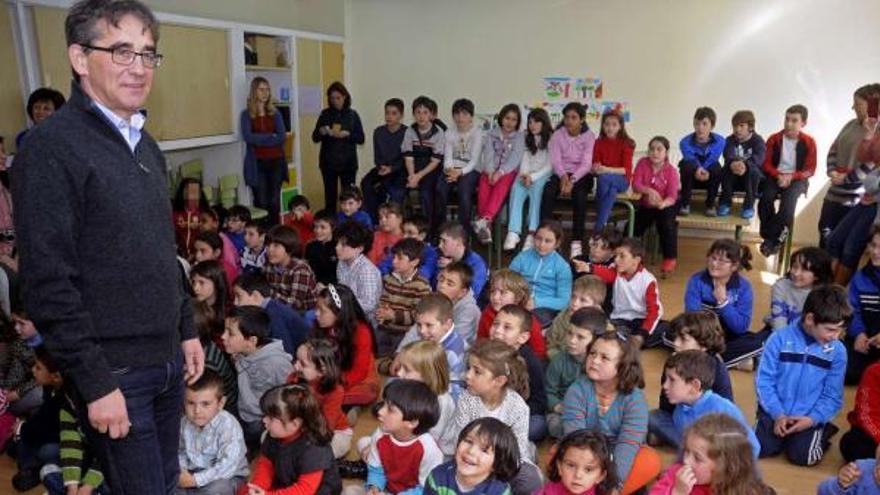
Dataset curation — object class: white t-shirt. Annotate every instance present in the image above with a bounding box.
[779,136,798,174]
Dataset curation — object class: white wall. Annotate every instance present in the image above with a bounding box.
[144,0,345,35]
[348,0,880,243]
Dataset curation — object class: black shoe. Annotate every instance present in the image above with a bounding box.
[338,459,368,479]
[12,469,41,492]
[759,240,779,257]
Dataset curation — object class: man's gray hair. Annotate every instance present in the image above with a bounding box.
[65,0,159,48]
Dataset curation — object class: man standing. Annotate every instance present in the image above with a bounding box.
[12,1,204,493]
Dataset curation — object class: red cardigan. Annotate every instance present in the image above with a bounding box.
[762,130,817,181]
[592,136,635,182]
[477,305,547,359]
[848,362,880,443]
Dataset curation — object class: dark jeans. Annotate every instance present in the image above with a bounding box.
[818,200,853,250]
[634,206,678,259]
[413,169,442,237]
[434,170,478,237]
[321,168,357,213]
[76,351,185,495]
[758,178,808,243]
[755,407,836,466]
[43,467,111,495]
[839,425,877,463]
[827,203,877,270]
[361,169,405,223]
[17,440,59,471]
[720,328,770,368]
[540,174,594,242]
[252,158,286,226]
[678,161,722,209]
[719,165,762,209]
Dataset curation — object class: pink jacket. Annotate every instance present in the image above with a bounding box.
[549,126,596,182]
[650,464,712,495]
[632,157,680,208]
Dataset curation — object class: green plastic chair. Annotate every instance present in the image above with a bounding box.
[179,159,204,181]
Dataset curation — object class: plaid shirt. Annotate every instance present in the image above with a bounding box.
[337,254,382,316]
[264,257,317,311]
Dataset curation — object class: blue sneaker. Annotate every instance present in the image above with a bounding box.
[741,207,755,219]
[717,204,731,217]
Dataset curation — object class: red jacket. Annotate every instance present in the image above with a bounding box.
[477,305,547,359]
[762,130,817,181]
[848,362,880,443]
[592,136,635,182]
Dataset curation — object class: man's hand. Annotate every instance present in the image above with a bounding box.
[182,338,205,385]
[838,462,862,489]
[88,389,130,439]
[672,464,697,495]
[179,469,196,488]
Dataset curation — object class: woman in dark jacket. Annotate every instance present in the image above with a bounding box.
[312,82,365,212]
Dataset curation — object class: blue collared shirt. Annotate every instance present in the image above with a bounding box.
[92,100,146,153]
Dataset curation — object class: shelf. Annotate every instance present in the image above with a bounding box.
[245,64,292,72]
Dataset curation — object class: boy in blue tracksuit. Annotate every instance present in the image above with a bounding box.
[755,285,851,467]
[677,106,726,216]
[845,237,880,385]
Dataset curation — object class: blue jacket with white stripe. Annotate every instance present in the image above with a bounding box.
[755,320,846,425]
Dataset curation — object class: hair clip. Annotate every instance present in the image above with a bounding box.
[328,284,342,309]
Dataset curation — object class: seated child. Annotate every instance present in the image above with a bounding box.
[344,380,442,495]
[0,316,40,418]
[478,269,547,359]
[222,306,292,453]
[563,333,661,495]
[241,384,341,495]
[435,222,489,299]
[233,272,311,355]
[504,107,553,252]
[684,238,763,369]
[653,350,759,456]
[12,346,62,492]
[177,370,249,494]
[397,294,467,397]
[290,338,352,459]
[337,186,373,229]
[194,231,239,291]
[379,214,438,282]
[571,227,621,306]
[509,220,572,326]
[818,456,880,495]
[651,414,774,495]
[172,177,209,259]
[225,205,251,255]
[304,209,338,287]
[758,104,817,256]
[489,304,548,442]
[718,110,766,219]
[402,95,446,239]
[436,261,481,345]
[536,430,617,495]
[632,135,680,276]
[473,103,525,245]
[200,207,241,277]
[282,195,315,252]
[437,98,483,238]
[442,340,542,495]
[396,341,455,445]
[545,307,607,439]
[263,225,318,312]
[193,298,238,416]
[591,110,636,236]
[425,417,519,495]
[375,238,431,357]
[591,238,665,348]
[240,221,267,275]
[367,202,404,265]
[755,285,850,466]
[841,361,880,464]
[546,275,607,359]
[765,246,832,331]
[676,106,725,217]
[360,98,407,221]
[847,230,880,385]
[652,311,733,439]
[335,220,382,318]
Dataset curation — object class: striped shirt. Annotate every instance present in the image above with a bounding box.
[378,270,431,334]
[60,397,104,488]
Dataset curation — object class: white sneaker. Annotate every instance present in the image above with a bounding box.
[522,234,535,251]
[570,241,583,258]
[503,232,520,251]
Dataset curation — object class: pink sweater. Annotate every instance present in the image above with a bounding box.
[649,464,712,495]
[632,157,680,208]
[549,126,596,182]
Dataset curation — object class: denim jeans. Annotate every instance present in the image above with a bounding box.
[594,174,630,233]
[252,157,287,225]
[17,441,59,470]
[77,351,185,495]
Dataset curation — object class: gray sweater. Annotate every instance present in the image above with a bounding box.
[12,82,195,403]
[235,339,292,423]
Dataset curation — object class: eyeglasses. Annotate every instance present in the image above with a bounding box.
[707,256,734,266]
[80,44,163,68]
